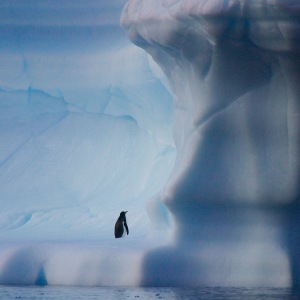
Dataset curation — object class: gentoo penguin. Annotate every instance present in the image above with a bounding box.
[114,211,129,238]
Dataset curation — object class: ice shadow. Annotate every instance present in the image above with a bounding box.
[0,246,48,286]
[140,204,300,293]
[286,203,300,295]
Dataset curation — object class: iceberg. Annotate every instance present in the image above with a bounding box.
[121,0,300,288]
[0,0,300,290]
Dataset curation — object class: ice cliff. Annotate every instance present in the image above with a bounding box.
[121,0,300,288]
[121,0,300,207]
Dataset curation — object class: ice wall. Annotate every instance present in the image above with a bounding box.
[0,1,175,241]
[0,0,177,287]
[121,0,300,288]
[121,0,300,208]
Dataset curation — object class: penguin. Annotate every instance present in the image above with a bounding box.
[114,211,129,238]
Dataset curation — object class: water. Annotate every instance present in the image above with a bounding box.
[0,286,297,300]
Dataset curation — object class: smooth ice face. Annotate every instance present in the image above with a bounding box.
[122,0,300,287]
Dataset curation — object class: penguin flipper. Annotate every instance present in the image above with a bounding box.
[124,221,129,235]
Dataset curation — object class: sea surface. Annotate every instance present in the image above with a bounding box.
[0,286,298,300]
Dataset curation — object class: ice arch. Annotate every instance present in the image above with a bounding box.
[121,0,300,288]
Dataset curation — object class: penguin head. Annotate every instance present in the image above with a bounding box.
[120,211,127,218]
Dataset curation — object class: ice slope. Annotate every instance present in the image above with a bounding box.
[0,1,175,241]
[0,1,175,286]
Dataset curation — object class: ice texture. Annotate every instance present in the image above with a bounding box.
[1,0,300,289]
[121,0,300,288]
[0,0,175,287]
[121,0,300,206]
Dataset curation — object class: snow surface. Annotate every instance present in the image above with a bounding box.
[0,0,300,289]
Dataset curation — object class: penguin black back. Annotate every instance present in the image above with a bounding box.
[114,211,129,238]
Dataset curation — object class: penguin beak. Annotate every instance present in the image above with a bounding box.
[125,211,128,214]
